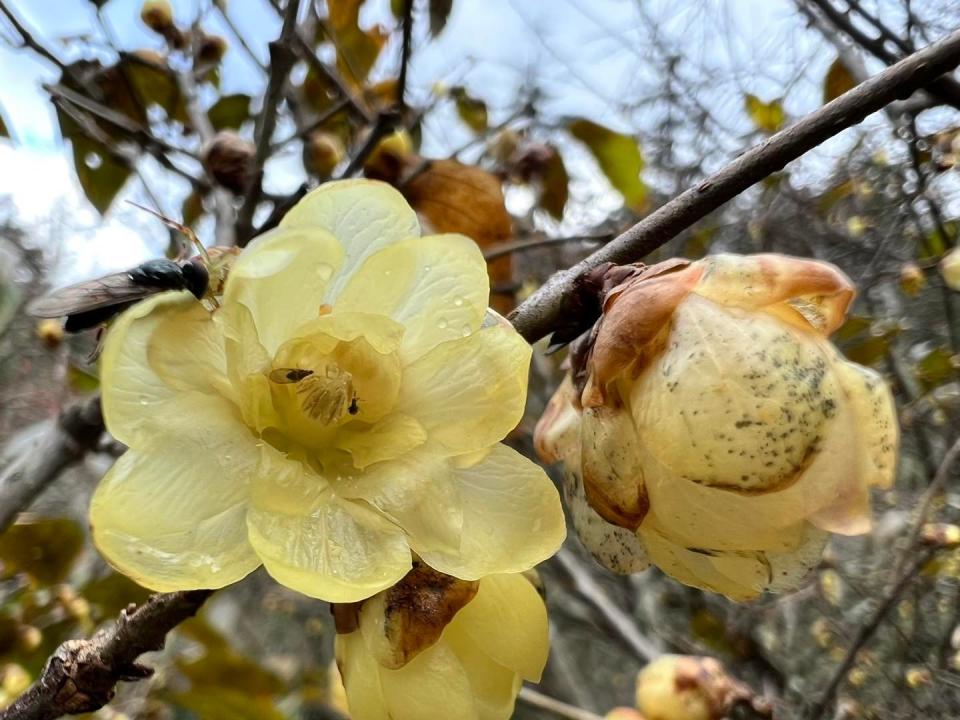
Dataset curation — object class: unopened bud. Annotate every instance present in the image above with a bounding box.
[197,34,228,64]
[921,522,960,548]
[36,318,64,349]
[202,131,255,195]
[941,247,960,291]
[140,0,174,33]
[303,131,345,178]
[899,263,926,297]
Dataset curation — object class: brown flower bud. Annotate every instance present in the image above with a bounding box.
[140,0,174,32]
[303,131,345,178]
[197,34,229,64]
[899,262,926,297]
[36,318,64,348]
[202,131,255,195]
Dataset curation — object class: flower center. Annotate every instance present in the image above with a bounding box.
[268,364,359,425]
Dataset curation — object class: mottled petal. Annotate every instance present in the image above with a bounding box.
[456,573,549,681]
[222,226,344,353]
[90,394,260,592]
[279,179,421,301]
[396,326,531,455]
[336,234,489,362]
[247,446,411,602]
[101,292,226,446]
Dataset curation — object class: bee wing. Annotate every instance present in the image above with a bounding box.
[27,272,163,318]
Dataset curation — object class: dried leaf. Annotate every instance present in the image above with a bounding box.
[540,147,569,220]
[326,0,388,86]
[569,118,646,210]
[823,57,857,103]
[744,93,785,133]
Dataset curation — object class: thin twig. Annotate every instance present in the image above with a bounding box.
[508,28,960,343]
[335,111,401,180]
[0,1,66,69]
[396,0,414,113]
[518,687,604,720]
[0,590,213,720]
[805,547,937,720]
[553,548,661,662]
[0,396,103,535]
[235,0,302,246]
[216,3,267,72]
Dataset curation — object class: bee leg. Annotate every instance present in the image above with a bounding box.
[86,326,108,363]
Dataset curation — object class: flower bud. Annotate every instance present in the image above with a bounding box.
[36,318,64,348]
[201,131,255,195]
[197,34,228,65]
[899,262,925,297]
[140,0,173,33]
[920,522,960,548]
[635,655,768,720]
[303,131,345,178]
[536,254,898,599]
[941,247,960,291]
[605,708,645,720]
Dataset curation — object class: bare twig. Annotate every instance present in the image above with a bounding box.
[518,687,604,720]
[336,111,401,180]
[805,547,937,720]
[235,0,302,246]
[0,590,213,720]
[0,1,65,69]
[396,0,414,113]
[0,396,103,535]
[508,28,960,343]
[553,548,661,662]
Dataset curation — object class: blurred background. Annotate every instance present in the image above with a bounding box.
[1,0,960,718]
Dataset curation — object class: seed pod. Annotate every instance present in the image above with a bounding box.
[202,131,255,195]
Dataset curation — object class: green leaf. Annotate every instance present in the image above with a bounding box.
[119,53,189,125]
[0,518,85,585]
[57,108,131,214]
[66,363,99,393]
[916,347,956,391]
[429,0,454,36]
[744,93,785,133]
[450,86,487,133]
[569,118,646,210]
[208,93,251,131]
[823,57,857,103]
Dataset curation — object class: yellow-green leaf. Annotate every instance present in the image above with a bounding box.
[916,347,956,391]
[450,86,487,133]
[823,57,857,103]
[569,119,646,210]
[208,93,251,131]
[0,518,85,585]
[326,0,388,86]
[744,93,785,133]
[57,108,131,214]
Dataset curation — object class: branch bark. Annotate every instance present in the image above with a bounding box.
[0,590,213,720]
[0,396,103,535]
[508,27,960,344]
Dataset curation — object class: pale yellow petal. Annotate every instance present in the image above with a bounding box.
[279,179,421,301]
[336,234,489,362]
[90,394,260,592]
[247,447,411,602]
[336,632,391,720]
[335,413,427,469]
[411,445,565,579]
[765,525,828,593]
[396,326,531,455]
[222,226,344,353]
[101,292,225,445]
[443,623,521,720]
[378,638,479,720]
[456,573,549,681]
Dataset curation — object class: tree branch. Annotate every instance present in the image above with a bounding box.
[235,0,302,246]
[0,1,65,70]
[0,396,103,535]
[0,590,213,720]
[508,27,960,344]
[518,687,604,720]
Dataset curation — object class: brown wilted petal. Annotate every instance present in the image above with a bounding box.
[358,561,479,669]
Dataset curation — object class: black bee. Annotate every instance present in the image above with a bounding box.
[28,202,218,333]
[28,257,210,333]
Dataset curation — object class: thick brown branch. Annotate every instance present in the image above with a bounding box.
[0,396,103,535]
[0,590,213,720]
[508,28,960,344]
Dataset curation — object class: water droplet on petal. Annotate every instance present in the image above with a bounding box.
[453,296,464,307]
[138,396,149,406]
[437,317,448,329]
[461,324,471,337]
[423,265,432,273]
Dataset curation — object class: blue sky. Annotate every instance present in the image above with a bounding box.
[0,0,926,281]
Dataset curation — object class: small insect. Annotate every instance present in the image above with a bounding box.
[268,366,360,422]
[27,203,224,333]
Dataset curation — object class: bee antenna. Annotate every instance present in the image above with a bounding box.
[126,200,211,265]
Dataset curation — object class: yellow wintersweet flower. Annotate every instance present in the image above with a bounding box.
[334,563,548,720]
[535,254,898,600]
[90,180,565,602]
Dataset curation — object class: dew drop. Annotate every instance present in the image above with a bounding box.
[423,265,432,273]
[138,396,149,406]
[453,296,464,307]
[437,317,448,329]
[461,324,471,337]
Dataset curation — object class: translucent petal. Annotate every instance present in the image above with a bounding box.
[443,623,521,720]
[693,253,854,335]
[100,292,225,446]
[456,573,549,681]
[410,445,565,579]
[247,447,411,602]
[396,326,531,455]
[765,525,829,593]
[336,234,489,362]
[580,405,648,529]
[335,632,391,720]
[335,413,428,469]
[279,179,421,301]
[339,445,565,579]
[90,394,260,591]
[222,226,344,354]
[378,637,479,720]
